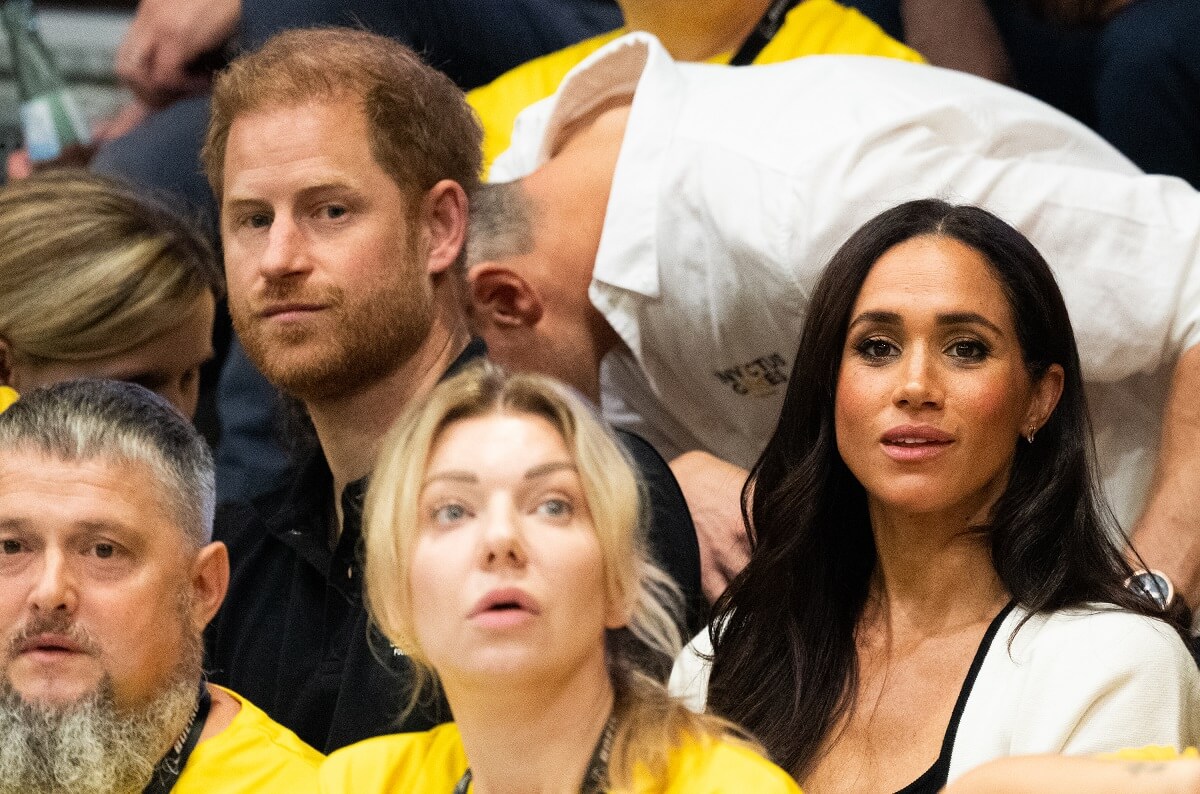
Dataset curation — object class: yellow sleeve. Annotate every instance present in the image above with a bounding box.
[1100,746,1200,761]
[468,30,624,177]
[174,690,323,794]
[757,0,924,65]
[654,736,802,793]
[319,724,468,793]
[0,386,18,414]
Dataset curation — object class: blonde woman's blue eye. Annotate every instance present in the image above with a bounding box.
[537,499,572,518]
[433,504,468,524]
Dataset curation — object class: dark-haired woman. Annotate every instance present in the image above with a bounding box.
[670,199,1200,792]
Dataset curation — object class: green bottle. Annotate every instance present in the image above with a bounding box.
[1,0,91,164]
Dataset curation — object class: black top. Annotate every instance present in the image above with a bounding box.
[894,601,1017,794]
[205,342,702,752]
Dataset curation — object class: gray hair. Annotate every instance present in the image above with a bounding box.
[465,181,536,273]
[0,380,215,545]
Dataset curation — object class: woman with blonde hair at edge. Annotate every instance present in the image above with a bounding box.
[0,169,220,418]
[319,362,798,793]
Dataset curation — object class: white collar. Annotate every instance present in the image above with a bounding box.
[539,33,686,299]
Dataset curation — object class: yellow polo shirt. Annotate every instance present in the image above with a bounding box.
[319,721,802,793]
[175,686,323,793]
[0,386,18,414]
[467,0,924,174]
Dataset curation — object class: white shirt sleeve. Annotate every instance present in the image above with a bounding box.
[669,628,715,714]
[950,609,1200,781]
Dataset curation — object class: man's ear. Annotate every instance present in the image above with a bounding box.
[190,541,230,631]
[468,263,544,329]
[421,179,469,276]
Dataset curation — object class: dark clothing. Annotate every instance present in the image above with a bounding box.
[239,0,621,91]
[840,0,1200,189]
[207,452,446,751]
[206,342,702,752]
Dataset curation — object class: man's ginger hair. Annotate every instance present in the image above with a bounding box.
[202,27,482,203]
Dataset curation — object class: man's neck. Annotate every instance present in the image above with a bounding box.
[446,656,614,794]
[621,0,775,61]
[307,313,470,518]
[197,684,240,743]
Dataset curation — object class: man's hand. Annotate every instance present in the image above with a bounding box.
[669,451,751,605]
[115,0,240,108]
[1129,344,1200,612]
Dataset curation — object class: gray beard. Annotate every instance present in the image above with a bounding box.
[0,667,199,794]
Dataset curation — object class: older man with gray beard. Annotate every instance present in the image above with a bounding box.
[0,380,320,793]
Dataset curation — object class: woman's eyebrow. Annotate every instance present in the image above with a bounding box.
[524,462,577,480]
[936,311,1004,336]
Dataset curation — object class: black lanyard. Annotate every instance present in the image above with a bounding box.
[452,714,616,794]
[142,684,212,794]
[730,0,806,66]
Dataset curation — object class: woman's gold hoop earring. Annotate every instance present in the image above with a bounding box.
[1025,426,1037,444]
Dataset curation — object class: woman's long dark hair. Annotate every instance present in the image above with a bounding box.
[706,199,1183,777]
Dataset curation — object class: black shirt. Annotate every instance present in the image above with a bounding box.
[206,344,702,752]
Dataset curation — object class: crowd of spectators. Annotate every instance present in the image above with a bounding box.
[1,0,1199,791]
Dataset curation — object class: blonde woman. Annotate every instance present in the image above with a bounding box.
[0,169,220,417]
[319,362,798,793]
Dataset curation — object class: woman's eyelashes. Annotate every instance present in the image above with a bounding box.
[850,335,991,364]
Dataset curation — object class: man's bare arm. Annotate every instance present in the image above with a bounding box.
[669,451,751,605]
[1130,344,1200,609]
[944,754,1200,794]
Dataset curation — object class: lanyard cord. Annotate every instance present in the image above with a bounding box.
[142,684,212,794]
[730,0,806,66]
[452,714,616,794]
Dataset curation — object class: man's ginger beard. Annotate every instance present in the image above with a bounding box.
[0,600,203,794]
[233,224,435,402]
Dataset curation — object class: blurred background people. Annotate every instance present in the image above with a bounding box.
[469,0,921,173]
[320,363,799,793]
[0,380,321,793]
[0,169,221,424]
[841,0,1200,188]
[672,201,1200,789]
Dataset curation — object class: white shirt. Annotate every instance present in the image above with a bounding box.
[669,606,1200,784]
[492,33,1200,529]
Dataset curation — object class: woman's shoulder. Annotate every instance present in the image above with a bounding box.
[1007,605,1191,667]
[318,723,466,793]
[655,734,802,793]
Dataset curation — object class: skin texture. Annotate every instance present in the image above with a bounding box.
[803,236,1062,793]
[0,453,227,714]
[220,98,470,503]
[0,293,215,419]
[410,413,621,792]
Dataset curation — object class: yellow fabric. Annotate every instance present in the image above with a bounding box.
[175,686,323,793]
[1100,745,1200,761]
[0,386,18,414]
[320,721,803,793]
[468,0,924,174]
